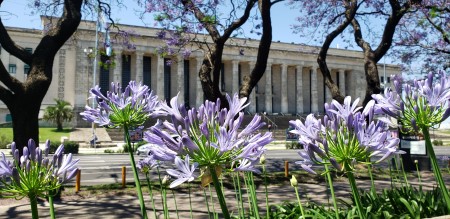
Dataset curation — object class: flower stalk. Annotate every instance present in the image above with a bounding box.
[124,125,148,219]
[29,194,39,219]
[209,165,230,219]
[422,127,450,211]
[345,166,365,219]
[324,164,339,219]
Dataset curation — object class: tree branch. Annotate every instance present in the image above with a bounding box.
[0,19,32,65]
[221,0,257,42]
[240,0,272,98]
[0,58,23,97]
[34,0,82,59]
[317,0,357,103]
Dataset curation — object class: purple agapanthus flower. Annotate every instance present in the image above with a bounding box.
[166,155,198,188]
[290,97,403,173]
[144,93,272,187]
[372,72,450,132]
[0,139,79,198]
[137,155,159,173]
[80,81,160,128]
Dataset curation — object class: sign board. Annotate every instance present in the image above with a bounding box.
[400,140,426,155]
[129,128,144,143]
[286,128,299,141]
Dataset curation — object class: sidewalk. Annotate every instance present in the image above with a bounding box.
[0,170,449,218]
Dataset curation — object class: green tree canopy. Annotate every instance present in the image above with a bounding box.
[43,99,73,131]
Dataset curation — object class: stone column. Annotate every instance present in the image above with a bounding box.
[232,60,239,94]
[156,55,164,98]
[311,66,319,113]
[196,57,203,106]
[338,69,345,96]
[281,63,288,113]
[296,65,304,114]
[248,61,256,113]
[265,62,272,114]
[177,55,185,104]
[135,51,143,82]
[113,49,122,83]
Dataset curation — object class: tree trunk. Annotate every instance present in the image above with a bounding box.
[8,94,42,151]
[362,57,381,106]
[199,44,229,109]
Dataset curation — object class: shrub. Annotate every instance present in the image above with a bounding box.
[285,141,303,149]
[104,149,115,153]
[49,141,79,154]
[433,139,444,146]
[0,134,11,149]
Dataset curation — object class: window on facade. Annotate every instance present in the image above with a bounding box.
[380,76,384,83]
[25,48,33,54]
[387,77,391,83]
[24,64,30,74]
[8,64,16,74]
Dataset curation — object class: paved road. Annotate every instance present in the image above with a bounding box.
[69,148,450,186]
[70,151,302,186]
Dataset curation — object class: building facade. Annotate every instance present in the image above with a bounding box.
[0,18,400,126]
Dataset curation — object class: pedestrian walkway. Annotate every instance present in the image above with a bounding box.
[0,171,449,218]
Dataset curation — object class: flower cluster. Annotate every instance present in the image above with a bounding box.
[0,139,79,198]
[144,93,272,188]
[290,97,402,174]
[372,72,450,132]
[81,81,160,128]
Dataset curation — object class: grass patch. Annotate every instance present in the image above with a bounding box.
[0,127,73,143]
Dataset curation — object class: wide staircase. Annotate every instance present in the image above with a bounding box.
[103,114,306,142]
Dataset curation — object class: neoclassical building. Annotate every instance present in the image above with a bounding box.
[0,17,400,125]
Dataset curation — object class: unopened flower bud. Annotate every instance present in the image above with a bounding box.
[260,155,266,165]
[414,160,418,164]
[162,175,170,186]
[290,175,298,187]
[12,168,20,185]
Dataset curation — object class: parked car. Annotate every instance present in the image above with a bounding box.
[136,143,155,156]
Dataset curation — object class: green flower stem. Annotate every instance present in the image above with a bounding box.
[156,167,167,217]
[399,156,410,187]
[48,190,56,219]
[124,125,148,219]
[162,187,169,219]
[236,173,245,218]
[293,186,305,219]
[29,194,39,219]
[249,172,260,219]
[188,183,193,219]
[366,161,376,195]
[324,164,339,219]
[422,127,450,211]
[209,165,230,219]
[415,161,422,191]
[345,166,365,219]
[203,188,212,219]
[232,173,242,218]
[171,189,180,219]
[145,173,158,219]
[262,165,270,219]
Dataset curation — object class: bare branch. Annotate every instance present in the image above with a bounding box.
[0,19,32,65]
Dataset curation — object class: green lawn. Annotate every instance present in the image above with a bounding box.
[0,128,73,144]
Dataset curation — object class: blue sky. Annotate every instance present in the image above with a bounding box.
[1,0,397,65]
[0,1,341,46]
